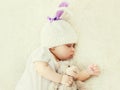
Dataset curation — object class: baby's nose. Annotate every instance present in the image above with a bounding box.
[71,47,75,52]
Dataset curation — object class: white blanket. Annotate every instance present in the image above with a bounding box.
[70,0,120,90]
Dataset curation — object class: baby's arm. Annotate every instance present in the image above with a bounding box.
[76,70,91,81]
[77,64,100,81]
[34,61,73,86]
[66,64,100,81]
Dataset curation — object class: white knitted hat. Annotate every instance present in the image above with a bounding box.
[40,1,78,48]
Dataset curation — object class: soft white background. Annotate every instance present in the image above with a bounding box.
[0,0,120,90]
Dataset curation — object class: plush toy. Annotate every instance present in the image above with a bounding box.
[49,60,86,90]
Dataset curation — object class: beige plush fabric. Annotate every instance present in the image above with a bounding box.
[49,60,86,90]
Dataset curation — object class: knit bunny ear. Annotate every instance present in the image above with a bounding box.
[58,1,69,7]
[48,1,73,24]
[58,1,73,24]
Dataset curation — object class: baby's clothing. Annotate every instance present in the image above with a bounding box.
[15,47,60,90]
[49,60,86,90]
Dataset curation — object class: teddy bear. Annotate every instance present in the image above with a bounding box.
[49,60,86,90]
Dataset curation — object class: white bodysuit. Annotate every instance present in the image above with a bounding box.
[15,47,59,90]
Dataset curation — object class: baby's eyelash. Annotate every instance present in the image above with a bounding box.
[66,45,71,47]
[66,44,76,47]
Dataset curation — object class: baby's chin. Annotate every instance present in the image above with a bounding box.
[62,55,74,61]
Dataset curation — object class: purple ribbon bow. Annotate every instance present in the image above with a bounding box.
[48,1,69,23]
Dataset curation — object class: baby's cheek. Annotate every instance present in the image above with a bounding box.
[58,51,67,58]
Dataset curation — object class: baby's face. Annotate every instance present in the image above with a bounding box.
[50,43,76,61]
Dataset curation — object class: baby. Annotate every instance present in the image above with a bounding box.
[15,2,100,90]
[49,50,99,90]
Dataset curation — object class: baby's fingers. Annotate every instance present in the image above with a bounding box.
[66,76,73,86]
[88,64,100,76]
[93,66,100,71]
[90,64,100,70]
[93,68,100,76]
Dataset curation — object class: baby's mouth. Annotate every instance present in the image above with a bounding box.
[69,55,74,58]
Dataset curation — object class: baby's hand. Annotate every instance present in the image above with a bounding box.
[61,75,73,86]
[87,64,100,76]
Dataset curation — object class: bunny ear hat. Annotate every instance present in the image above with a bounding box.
[40,1,78,48]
